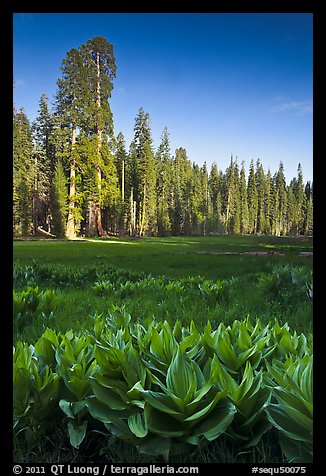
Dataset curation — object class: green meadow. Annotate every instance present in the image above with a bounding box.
[13,235,313,464]
[13,234,312,279]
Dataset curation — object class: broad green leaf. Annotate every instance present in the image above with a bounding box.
[232,362,254,402]
[95,345,124,376]
[184,389,227,423]
[235,386,270,420]
[59,399,74,418]
[216,337,238,372]
[91,378,127,410]
[210,355,238,394]
[273,387,312,420]
[85,396,131,422]
[104,416,134,439]
[279,432,313,463]
[144,406,186,437]
[193,400,236,440]
[123,346,147,387]
[166,349,195,402]
[128,412,148,438]
[67,420,87,449]
[126,381,145,406]
[237,326,252,351]
[265,404,312,443]
[141,390,184,419]
[137,435,171,461]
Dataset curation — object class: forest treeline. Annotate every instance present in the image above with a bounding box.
[13,36,313,239]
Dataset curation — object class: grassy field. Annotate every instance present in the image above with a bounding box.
[13,234,313,280]
[13,235,313,464]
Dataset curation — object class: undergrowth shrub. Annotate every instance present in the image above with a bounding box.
[13,286,58,330]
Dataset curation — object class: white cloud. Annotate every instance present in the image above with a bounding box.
[14,79,26,88]
[271,99,312,116]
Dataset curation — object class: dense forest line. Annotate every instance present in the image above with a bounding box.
[13,36,313,239]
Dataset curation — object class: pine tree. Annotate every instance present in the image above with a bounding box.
[286,181,296,235]
[13,108,33,236]
[51,159,67,237]
[33,94,56,170]
[274,162,288,235]
[305,195,313,236]
[239,162,249,234]
[190,163,205,235]
[114,132,128,234]
[200,162,209,235]
[255,159,266,234]
[130,108,157,236]
[232,160,241,234]
[171,147,190,235]
[293,163,306,235]
[224,156,234,232]
[263,169,272,235]
[304,180,313,235]
[208,163,225,234]
[32,93,56,233]
[247,160,258,234]
[156,127,172,236]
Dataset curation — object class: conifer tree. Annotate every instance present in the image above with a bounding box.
[190,163,203,234]
[55,47,86,238]
[171,147,190,235]
[130,108,157,236]
[200,162,210,235]
[304,181,313,235]
[247,159,258,234]
[239,162,249,234]
[79,36,117,236]
[305,194,313,236]
[255,159,266,234]
[13,108,33,236]
[293,163,306,235]
[232,160,241,234]
[274,162,287,235]
[208,163,225,233]
[32,94,56,233]
[156,127,172,236]
[50,159,67,237]
[114,132,128,233]
[264,169,272,234]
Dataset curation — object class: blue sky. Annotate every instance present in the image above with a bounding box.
[13,12,313,183]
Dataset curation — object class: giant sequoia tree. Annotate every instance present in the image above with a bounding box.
[55,47,87,238]
[54,37,117,238]
[79,36,117,236]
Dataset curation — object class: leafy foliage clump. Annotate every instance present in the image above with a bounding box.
[13,312,313,462]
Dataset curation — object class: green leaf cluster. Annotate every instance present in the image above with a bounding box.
[13,315,313,461]
[264,355,313,462]
[13,339,61,439]
[13,287,58,328]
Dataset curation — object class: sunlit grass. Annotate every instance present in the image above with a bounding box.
[13,235,312,281]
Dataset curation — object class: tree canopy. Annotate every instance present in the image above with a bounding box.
[13,37,313,238]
